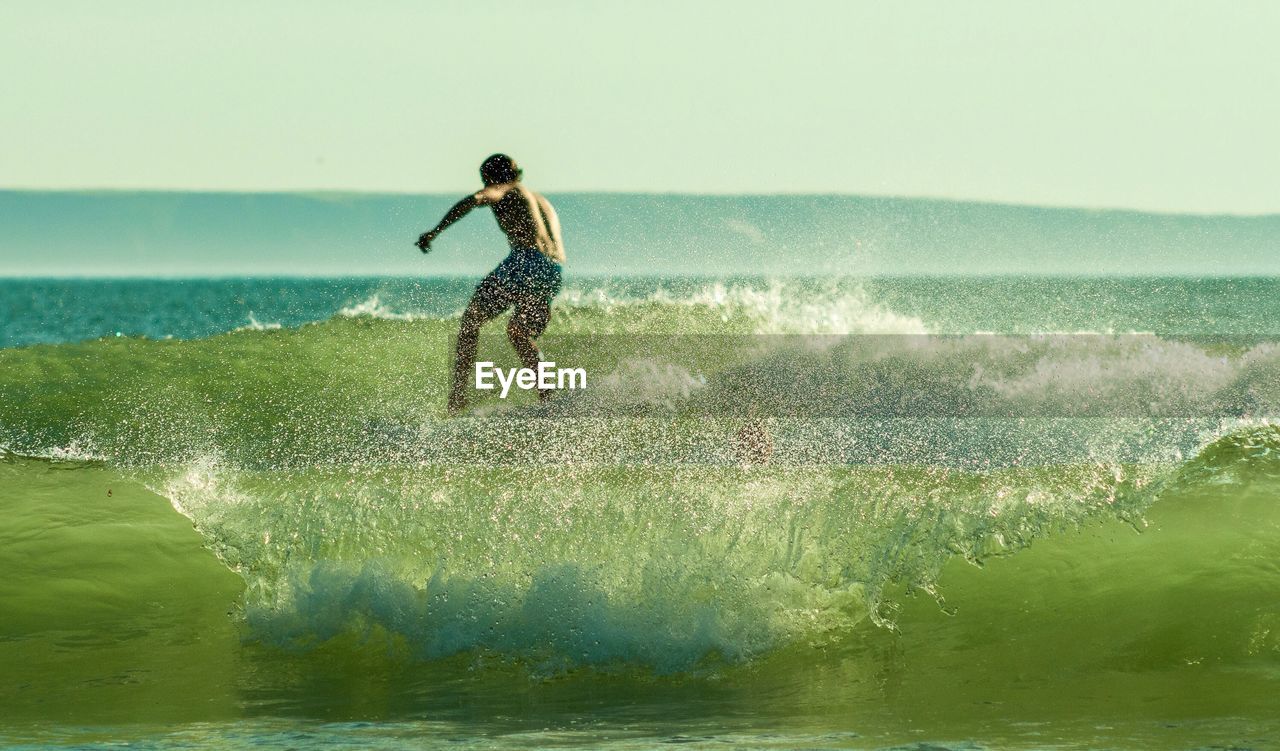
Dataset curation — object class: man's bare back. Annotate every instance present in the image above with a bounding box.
[476,182,565,263]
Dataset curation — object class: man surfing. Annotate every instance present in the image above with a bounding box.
[416,154,566,414]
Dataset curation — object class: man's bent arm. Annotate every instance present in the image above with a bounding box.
[417,195,479,251]
[431,195,480,234]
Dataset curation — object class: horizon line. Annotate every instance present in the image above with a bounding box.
[3,272,1278,282]
[2,186,1278,220]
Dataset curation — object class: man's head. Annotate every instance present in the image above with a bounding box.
[480,154,522,186]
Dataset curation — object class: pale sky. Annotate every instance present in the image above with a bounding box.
[3,1,1278,213]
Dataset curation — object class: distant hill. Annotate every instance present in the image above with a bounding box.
[2,190,1277,277]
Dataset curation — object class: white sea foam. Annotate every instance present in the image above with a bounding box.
[337,294,427,321]
[557,280,930,336]
[235,313,283,332]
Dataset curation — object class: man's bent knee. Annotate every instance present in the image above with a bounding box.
[459,309,488,334]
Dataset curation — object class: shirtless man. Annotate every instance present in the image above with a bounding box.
[416,154,566,414]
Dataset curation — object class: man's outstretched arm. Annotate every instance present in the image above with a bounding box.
[416,195,479,252]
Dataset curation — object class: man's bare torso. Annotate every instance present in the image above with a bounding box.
[476,182,565,264]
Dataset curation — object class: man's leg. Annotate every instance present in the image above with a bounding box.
[508,296,553,401]
[450,277,511,413]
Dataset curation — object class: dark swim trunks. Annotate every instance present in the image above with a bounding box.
[469,247,563,335]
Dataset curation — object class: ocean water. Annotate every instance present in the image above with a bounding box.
[1,274,1279,750]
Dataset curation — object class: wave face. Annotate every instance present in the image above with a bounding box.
[2,276,1279,749]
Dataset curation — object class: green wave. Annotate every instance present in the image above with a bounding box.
[2,428,1278,740]
[1,302,1278,738]
[4,428,1277,668]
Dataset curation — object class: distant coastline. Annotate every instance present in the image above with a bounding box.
[2,190,1278,278]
